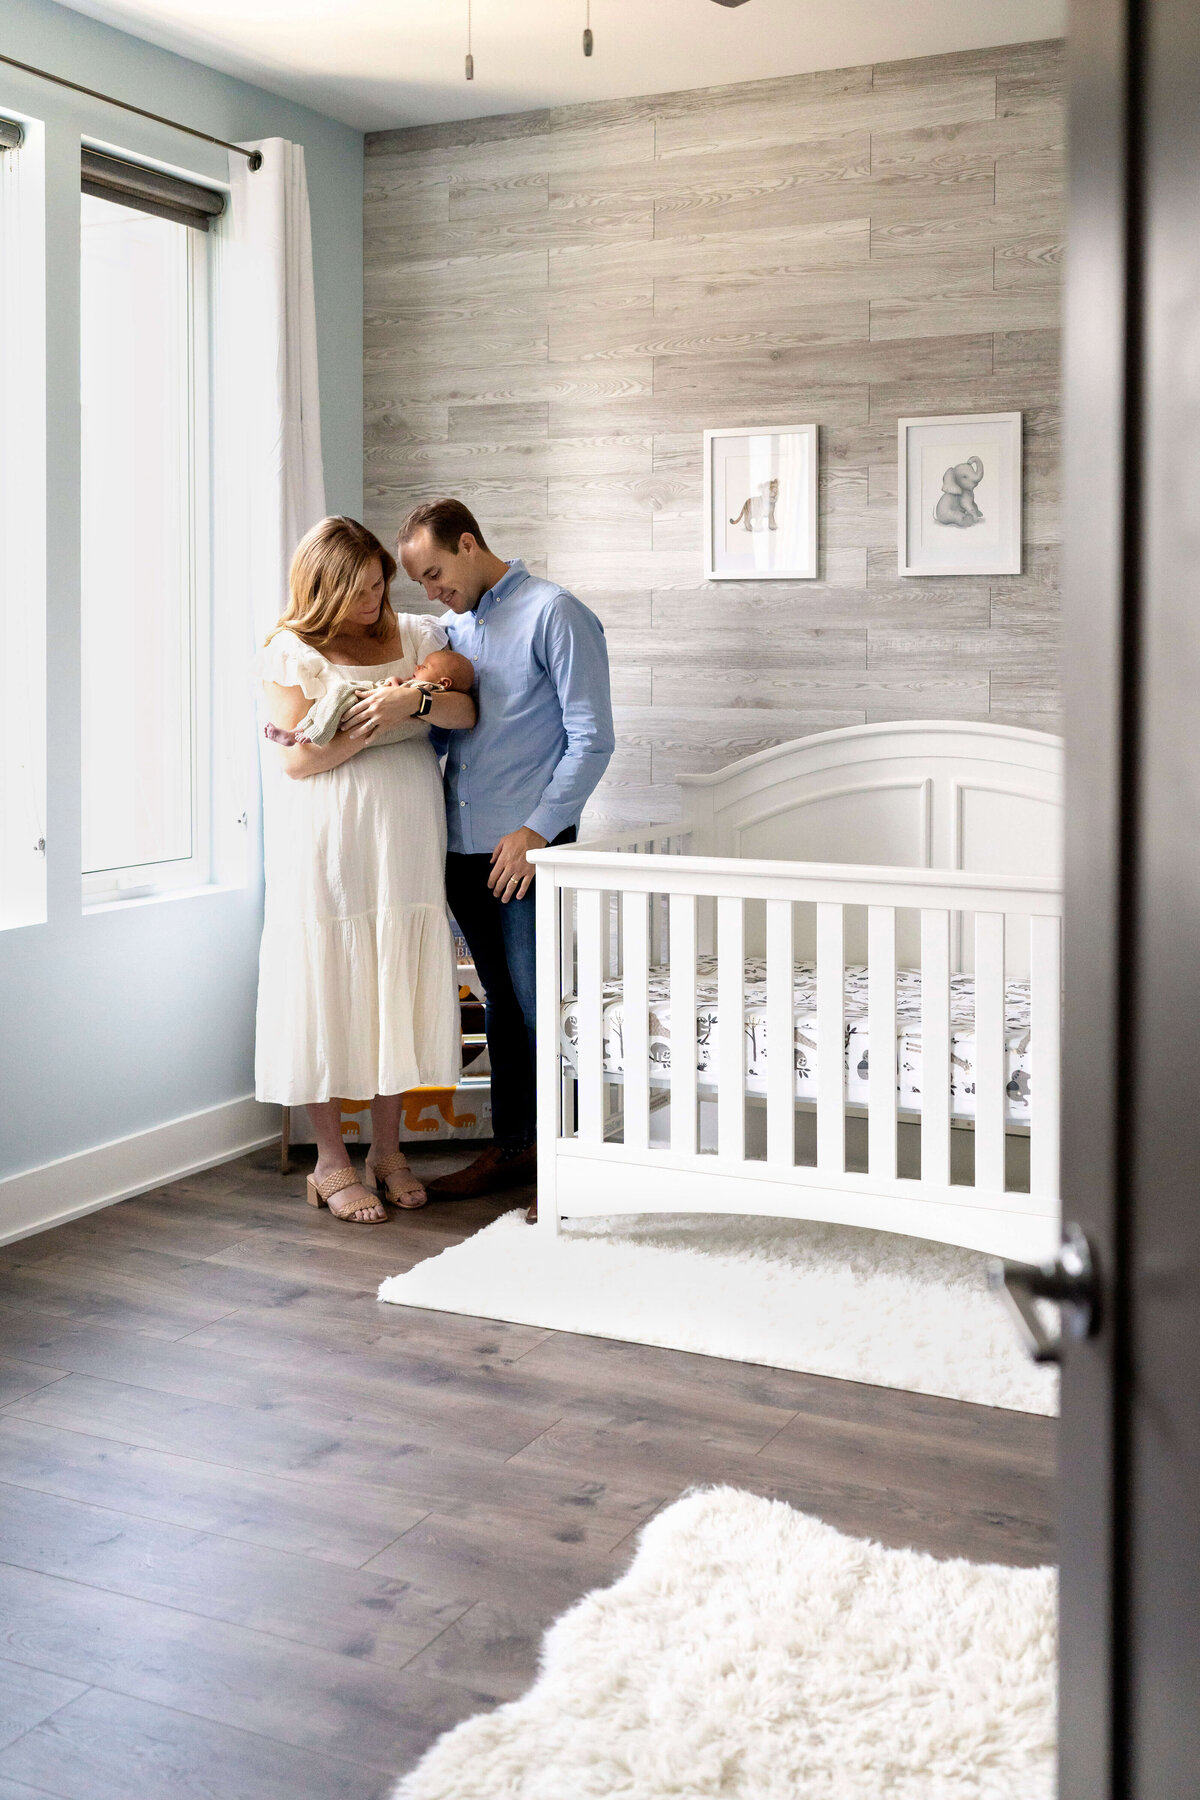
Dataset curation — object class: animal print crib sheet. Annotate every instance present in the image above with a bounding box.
[559,958,1034,1126]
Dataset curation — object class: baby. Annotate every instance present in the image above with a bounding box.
[265,648,474,748]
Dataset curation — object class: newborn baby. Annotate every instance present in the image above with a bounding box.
[265,647,474,748]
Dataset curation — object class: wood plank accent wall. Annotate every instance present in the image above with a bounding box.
[364,39,1064,831]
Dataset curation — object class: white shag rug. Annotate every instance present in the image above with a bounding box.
[394,1485,1057,1800]
[378,1211,1057,1415]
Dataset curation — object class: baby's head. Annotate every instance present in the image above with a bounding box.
[413,648,474,693]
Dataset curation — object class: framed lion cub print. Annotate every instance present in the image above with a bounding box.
[704,424,819,581]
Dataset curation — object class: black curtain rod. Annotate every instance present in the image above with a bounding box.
[0,51,262,169]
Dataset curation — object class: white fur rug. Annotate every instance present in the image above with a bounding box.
[378,1211,1057,1415]
[393,1485,1057,1800]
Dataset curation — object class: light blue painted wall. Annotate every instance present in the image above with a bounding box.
[0,0,364,1180]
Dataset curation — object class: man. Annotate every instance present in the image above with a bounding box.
[397,499,614,1216]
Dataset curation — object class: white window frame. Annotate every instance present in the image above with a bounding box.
[81,207,213,907]
[0,116,48,932]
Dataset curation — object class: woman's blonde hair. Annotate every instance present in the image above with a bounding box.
[267,516,397,648]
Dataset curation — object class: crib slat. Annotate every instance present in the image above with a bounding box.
[1030,913,1062,1201]
[765,899,794,1167]
[536,868,563,1148]
[557,887,576,1139]
[622,890,651,1152]
[575,888,605,1144]
[868,905,898,1181]
[816,902,845,1174]
[717,896,745,1162]
[670,892,698,1156]
[920,909,952,1188]
[974,911,1006,1193]
[602,893,617,981]
[559,886,575,996]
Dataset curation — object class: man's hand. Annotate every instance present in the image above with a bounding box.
[340,679,419,738]
[488,827,547,903]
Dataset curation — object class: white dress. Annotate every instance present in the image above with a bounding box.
[254,617,459,1105]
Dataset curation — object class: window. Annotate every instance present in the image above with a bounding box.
[0,116,47,931]
[79,190,210,901]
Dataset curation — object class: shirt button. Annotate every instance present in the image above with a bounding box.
[459,801,466,808]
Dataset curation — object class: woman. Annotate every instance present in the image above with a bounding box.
[256,516,475,1223]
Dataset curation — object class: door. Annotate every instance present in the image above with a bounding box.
[1059,0,1200,1793]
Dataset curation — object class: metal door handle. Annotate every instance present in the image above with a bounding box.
[987,1223,1099,1365]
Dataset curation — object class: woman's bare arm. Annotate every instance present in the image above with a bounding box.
[340,683,476,737]
[262,681,374,779]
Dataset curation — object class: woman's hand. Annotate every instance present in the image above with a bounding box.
[340,679,420,738]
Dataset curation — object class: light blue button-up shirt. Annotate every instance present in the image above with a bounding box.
[430,560,615,855]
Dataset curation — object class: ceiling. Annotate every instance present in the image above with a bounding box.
[58,0,1067,133]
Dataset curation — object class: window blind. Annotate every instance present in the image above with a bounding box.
[81,147,225,231]
[0,117,23,151]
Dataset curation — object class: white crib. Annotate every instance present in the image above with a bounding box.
[530,720,1063,1263]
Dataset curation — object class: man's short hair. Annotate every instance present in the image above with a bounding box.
[396,498,489,557]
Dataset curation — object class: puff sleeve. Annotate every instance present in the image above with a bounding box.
[399,614,450,666]
[255,631,330,699]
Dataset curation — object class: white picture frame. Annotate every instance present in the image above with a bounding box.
[897,412,1022,578]
[704,423,818,581]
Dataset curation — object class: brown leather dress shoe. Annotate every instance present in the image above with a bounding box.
[425,1143,537,1200]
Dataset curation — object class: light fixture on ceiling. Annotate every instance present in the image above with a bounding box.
[465,0,741,85]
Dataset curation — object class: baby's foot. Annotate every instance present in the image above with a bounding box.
[264,722,306,746]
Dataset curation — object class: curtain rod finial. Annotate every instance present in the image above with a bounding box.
[247,149,263,171]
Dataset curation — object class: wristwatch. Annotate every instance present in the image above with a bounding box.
[414,688,433,718]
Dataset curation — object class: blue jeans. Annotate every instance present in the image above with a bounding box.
[445,826,576,1150]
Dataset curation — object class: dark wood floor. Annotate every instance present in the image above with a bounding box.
[0,1145,1056,1798]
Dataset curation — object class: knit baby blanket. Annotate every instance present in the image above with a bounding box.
[295,677,390,746]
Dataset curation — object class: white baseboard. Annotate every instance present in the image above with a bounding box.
[0,1096,281,1248]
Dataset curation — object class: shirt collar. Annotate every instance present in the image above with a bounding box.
[476,559,527,621]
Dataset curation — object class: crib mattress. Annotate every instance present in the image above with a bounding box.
[559,957,1034,1127]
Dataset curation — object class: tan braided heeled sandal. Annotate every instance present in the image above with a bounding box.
[306,1165,388,1224]
[364,1149,427,1210]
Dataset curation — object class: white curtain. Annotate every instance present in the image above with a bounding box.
[216,137,326,647]
[211,138,326,880]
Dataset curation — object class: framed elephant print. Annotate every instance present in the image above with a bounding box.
[704,424,818,580]
[898,412,1022,577]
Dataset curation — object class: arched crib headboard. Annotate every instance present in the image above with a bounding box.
[677,719,1063,880]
